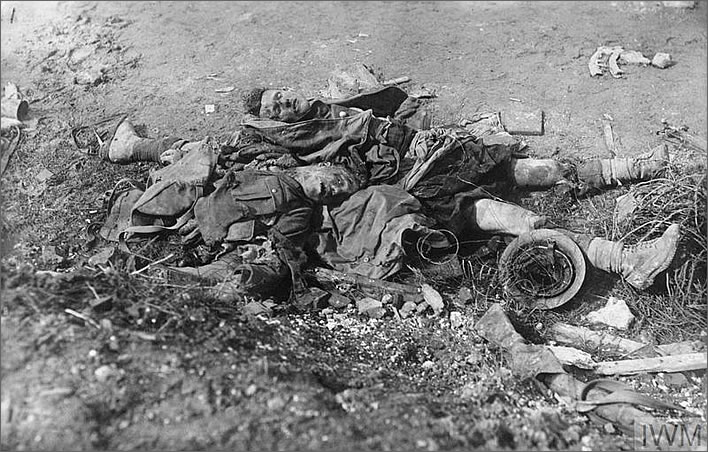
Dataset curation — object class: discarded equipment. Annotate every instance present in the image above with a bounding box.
[498,229,586,309]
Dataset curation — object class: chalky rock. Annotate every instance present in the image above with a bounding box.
[357,297,383,318]
[652,52,673,69]
[449,311,465,329]
[585,297,636,330]
[421,283,444,315]
[94,365,117,383]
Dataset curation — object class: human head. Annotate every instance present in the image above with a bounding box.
[241,87,267,116]
[258,89,311,122]
[286,164,361,205]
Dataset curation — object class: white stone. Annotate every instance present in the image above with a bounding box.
[94,364,116,382]
[421,283,444,314]
[585,297,635,330]
[449,311,464,329]
[652,52,673,69]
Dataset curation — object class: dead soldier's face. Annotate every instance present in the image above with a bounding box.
[289,165,360,204]
[260,89,311,122]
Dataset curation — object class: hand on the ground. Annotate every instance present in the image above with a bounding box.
[159,148,187,165]
[179,218,202,245]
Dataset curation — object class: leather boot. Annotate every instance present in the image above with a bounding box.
[599,144,670,186]
[472,199,548,236]
[585,223,680,290]
[103,119,143,163]
[102,118,182,164]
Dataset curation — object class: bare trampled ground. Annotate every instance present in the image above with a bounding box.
[1,1,706,451]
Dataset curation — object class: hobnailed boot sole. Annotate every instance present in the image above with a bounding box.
[99,114,141,164]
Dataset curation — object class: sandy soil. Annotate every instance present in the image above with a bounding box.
[1,1,706,451]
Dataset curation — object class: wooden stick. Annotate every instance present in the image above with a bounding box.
[550,323,648,356]
[549,323,704,358]
[311,267,421,294]
[130,253,175,275]
[64,308,100,329]
[382,76,411,86]
[602,121,617,157]
[595,353,707,375]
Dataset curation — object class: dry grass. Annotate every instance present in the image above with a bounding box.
[409,156,707,345]
[520,160,706,343]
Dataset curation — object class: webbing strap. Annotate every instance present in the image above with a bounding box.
[574,378,685,413]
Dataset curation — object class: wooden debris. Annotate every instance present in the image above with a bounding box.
[382,76,410,86]
[550,322,705,358]
[547,345,597,369]
[129,330,157,341]
[595,352,707,375]
[311,267,423,302]
[602,121,617,157]
[64,308,100,329]
[659,122,707,152]
[477,304,660,434]
[551,323,646,355]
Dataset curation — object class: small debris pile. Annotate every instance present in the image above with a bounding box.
[588,46,673,77]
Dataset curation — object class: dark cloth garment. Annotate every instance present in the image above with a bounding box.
[193,169,313,246]
[299,86,410,121]
[237,110,416,185]
[312,184,437,279]
[394,128,520,236]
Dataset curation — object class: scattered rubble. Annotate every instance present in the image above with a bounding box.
[476,303,687,435]
[588,46,673,77]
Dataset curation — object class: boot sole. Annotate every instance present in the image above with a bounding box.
[99,113,130,162]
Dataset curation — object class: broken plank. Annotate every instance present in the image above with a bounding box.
[310,267,424,303]
[550,323,648,356]
[602,121,617,157]
[595,352,707,375]
[549,323,705,358]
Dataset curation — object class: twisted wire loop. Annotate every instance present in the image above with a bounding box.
[502,240,575,299]
[415,229,460,265]
[498,229,586,309]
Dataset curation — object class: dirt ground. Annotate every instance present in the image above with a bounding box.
[1,1,706,451]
